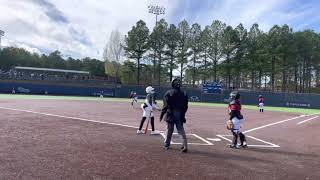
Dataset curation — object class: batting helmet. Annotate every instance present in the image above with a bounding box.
[230,91,240,100]
[145,86,155,94]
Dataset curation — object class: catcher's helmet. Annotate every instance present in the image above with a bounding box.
[259,95,263,98]
[145,86,155,94]
[230,91,240,100]
[172,78,181,89]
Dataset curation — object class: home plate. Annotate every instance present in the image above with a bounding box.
[206,138,221,142]
[159,133,213,145]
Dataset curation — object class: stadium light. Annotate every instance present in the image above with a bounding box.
[0,29,4,51]
[147,5,165,85]
[148,5,165,26]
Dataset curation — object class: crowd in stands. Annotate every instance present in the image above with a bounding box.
[0,69,119,85]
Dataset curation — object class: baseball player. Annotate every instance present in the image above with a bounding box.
[228,91,247,149]
[258,95,264,112]
[130,91,138,106]
[137,86,160,135]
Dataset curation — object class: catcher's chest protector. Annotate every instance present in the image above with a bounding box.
[229,100,241,112]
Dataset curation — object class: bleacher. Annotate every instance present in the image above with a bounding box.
[0,66,119,86]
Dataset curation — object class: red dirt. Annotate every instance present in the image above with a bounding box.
[0,99,319,179]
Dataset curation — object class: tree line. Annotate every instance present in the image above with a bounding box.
[120,19,320,93]
[0,47,105,76]
[1,19,319,93]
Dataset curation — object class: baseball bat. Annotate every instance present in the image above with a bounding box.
[144,111,152,134]
[144,118,149,134]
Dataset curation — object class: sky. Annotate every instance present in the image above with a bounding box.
[0,0,319,60]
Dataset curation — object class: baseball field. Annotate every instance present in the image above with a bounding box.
[0,94,319,179]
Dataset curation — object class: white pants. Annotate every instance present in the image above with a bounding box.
[259,103,264,110]
[141,104,154,118]
[131,97,138,103]
[231,117,244,133]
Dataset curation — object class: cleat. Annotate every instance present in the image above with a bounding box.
[229,144,240,149]
[163,146,170,151]
[181,147,188,153]
[150,130,160,135]
[241,142,248,148]
[241,144,248,148]
[136,130,144,134]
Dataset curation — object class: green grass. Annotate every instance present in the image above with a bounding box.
[190,102,319,115]
[0,94,127,102]
[0,94,319,115]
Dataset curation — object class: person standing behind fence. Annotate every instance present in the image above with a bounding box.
[160,78,188,153]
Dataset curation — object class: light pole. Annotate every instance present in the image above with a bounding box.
[148,5,165,85]
[147,5,165,27]
[0,29,4,51]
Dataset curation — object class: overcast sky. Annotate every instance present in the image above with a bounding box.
[0,0,319,60]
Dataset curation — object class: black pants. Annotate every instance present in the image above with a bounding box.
[138,117,155,131]
[164,111,187,148]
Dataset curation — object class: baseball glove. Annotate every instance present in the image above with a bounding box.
[226,120,234,130]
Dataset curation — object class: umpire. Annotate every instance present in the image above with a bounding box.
[160,78,188,153]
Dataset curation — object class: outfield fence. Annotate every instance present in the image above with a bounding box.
[0,81,319,109]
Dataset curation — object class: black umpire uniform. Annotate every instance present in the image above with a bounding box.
[160,78,188,152]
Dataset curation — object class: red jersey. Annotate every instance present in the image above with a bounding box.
[259,97,264,103]
[228,99,243,120]
[229,99,241,112]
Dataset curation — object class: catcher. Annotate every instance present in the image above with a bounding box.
[227,91,247,149]
[136,86,161,135]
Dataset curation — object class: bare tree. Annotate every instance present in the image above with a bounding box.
[103,30,124,82]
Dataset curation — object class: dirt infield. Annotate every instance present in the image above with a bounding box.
[0,98,319,179]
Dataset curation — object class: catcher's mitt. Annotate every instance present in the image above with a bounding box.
[226,120,234,130]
